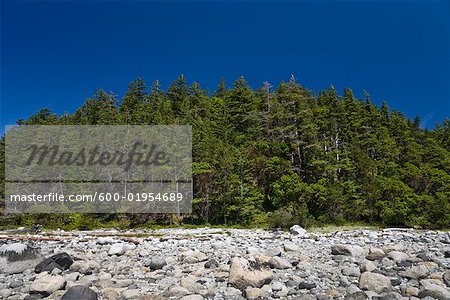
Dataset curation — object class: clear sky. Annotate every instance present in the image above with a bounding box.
[1,0,449,133]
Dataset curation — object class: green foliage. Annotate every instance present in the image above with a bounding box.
[1,76,449,229]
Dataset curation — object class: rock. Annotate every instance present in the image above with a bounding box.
[61,285,98,300]
[377,292,402,299]
[344,292,368,300]
[228,257,273,290]
[146,256,167,271]
[30,274,66,296]
[298,282,317,289]
[360,261,376,272]
[0,289,12,298]
[366,248,385,261]
[290,225,307,237]
[225,287,243,297]
[263,247,282,257]
[331,245,365,258]
[70,260,100,274]
[272,281,284,291]
[382,244,406,254]
[108,243,134,256]
[387,251,409,263]
[247,247,262,257]
[268,256,292,269]
[245,287,266,300]
[35,252,73,273]
[121,289,141,300]
[24,295,44,300]
[101,287,126,300]
[443,270,450,287]
[181,295,204,300]
[398,265,428,279]
[180,250,208,263]
[204,259,219,269]
[0,242,42,274]
[358,272,391,293]
[405,286,419,296]
[96,237,116,245]
[165,286,190,297]
[418,283,450,299]
[284,242,301,252]
[342,266,360,277]
[295,295,316,300]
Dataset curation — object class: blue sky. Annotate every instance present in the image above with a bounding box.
[1,0,449,133]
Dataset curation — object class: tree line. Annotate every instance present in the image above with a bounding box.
[1,76,449,229]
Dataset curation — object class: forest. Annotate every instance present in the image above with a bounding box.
[1,76,449,229]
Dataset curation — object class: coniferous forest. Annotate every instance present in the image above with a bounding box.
[1,76,449,229]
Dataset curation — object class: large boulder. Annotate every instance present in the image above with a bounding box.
[331,245,365,258]
[358,272,392,293]
[228,257,273,290]
[35,252,73,273]
[61,285,98,300]
[289,225,307,237]
[0,242,42,274]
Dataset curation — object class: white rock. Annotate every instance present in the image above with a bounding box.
[30,274,66,295]
[290,225,307,237]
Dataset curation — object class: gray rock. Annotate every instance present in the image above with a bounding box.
[263,247,282,257]
[0,289,12,298]
[61,285,98,300]
[165,286,190,297]
[398,265,428,279]
[284,242,301,252]
[298,282,317,289]
[358,272,392,293]
[147,256,167,271]
[272,281,284,291]
[377,292,402,299]
[268,256,292,269]
[35,252,73,273]
[204,259,219,269]
[360,261,376,272]
[418,283,450,299]
[344,292,368,300]
[9,280,23,288]
[342,266,361,277]
[121,289,141,300]
[181,295,204,300]
[443,270,450,287]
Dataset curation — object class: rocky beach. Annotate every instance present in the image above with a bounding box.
[0,227,450,300]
